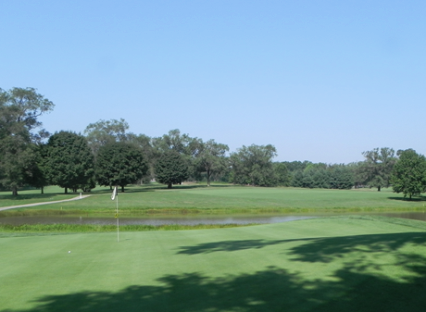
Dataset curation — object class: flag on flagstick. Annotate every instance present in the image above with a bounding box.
[111,186,119,242]
[111,186,117,201]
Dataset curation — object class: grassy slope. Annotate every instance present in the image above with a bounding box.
[0,185,77,208]
[2,216,426,311]
[2,185,426,214]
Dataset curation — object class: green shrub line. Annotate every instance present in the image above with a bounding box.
[0,223,257,233]
[1,206,426,217]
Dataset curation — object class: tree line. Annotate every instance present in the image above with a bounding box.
[1,87,426,199]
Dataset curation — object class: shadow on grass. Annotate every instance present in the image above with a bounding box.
[388,196,426,202]
[0,194,71,202]
[64,183,232,195]
[5,230,426,311]
[5,257,426,312]
[177,232,426,261]
[1,184,232,200]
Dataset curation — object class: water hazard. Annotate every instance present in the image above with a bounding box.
[1,212,426,226]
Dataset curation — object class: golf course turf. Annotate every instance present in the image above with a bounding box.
[2,215,426,311]
[2,185,426,215]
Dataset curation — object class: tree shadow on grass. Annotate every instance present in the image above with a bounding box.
[387,196,426,202]
[0,194,72,202]
[5,258,426,312]
[177,232,426,261]
[88,184,227,195]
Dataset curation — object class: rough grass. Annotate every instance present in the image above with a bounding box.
[2,215,426,311]
[0,223,256,235]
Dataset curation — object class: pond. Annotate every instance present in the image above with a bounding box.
[1,212,426,226]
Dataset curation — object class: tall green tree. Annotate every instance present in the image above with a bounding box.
[127,133,156,183]
[96,142,148,192]
[152,129,205,183]
[22,143,50,194]
[274,162,291,186]
[194,139,229,186]
[84,118,129,155]
[391,149,426,200]
[230,144,277,187]
[0,87,54,195]
[155,150,189,189]
[46,131,95,193]
[328,165,354,189]
[359,147,396,191]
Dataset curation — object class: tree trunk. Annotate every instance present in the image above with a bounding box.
[65,187,68,194]
[12,186,18,196]
[168,182,172,189]
[41,186,44,194]
[121,185,125,192]
[207,170,211,186]
[377,186,381,192]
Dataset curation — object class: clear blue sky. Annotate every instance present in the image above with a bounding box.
[1,0,425,163]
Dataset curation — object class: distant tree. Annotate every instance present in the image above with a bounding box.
[391,149,426,200]
[0,135,34,196]
[290,163,353,190]
[84,118,129,155]
[274,162,291,186]
[230,144,277,187]
[96,142,148,192]
[194,140,229,186]
[23,143,49,194]
[311,169,330,188]
[328,165,354,189]
[359,147,396,191]
[46,131,95,193]
[291,170,304,187]
[155,150,189,189]
[0,87,54,195]
[152,129,203,181]
[282,161,312,173]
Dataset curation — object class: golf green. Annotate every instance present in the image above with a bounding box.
[2,216,426,311]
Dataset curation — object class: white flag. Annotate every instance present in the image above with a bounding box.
[111,186,117,201]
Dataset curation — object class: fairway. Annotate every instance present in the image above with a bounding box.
[2,185,426,215]
[2,216,426,311]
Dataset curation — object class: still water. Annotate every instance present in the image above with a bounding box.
[1,212,426,226]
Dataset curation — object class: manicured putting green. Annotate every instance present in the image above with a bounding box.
[2,216,426,311]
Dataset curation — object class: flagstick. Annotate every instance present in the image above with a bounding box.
[116,191,119,242]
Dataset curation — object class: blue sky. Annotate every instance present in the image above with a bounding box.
[1,0,425,163]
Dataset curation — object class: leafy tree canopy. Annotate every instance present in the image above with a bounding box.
[84,118,129,155]
[230,144,277,187]
[194,139,229,186]
[391,149,426,200]
[155,150,189,189]
[0,87,54,195]
[358,147,396,191]
[96,141,148,192]
[46,131,95,193]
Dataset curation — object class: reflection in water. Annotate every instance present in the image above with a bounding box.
[1,212,426,226]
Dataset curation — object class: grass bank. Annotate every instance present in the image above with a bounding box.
[2,215,426,311]
[0,223,256,235]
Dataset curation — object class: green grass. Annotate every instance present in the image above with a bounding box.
[2,215,426,311]
[2,184,426,215]
[0,185,79,207]
[0,223,256,235]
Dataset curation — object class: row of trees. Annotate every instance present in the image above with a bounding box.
[1,87,426,199]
